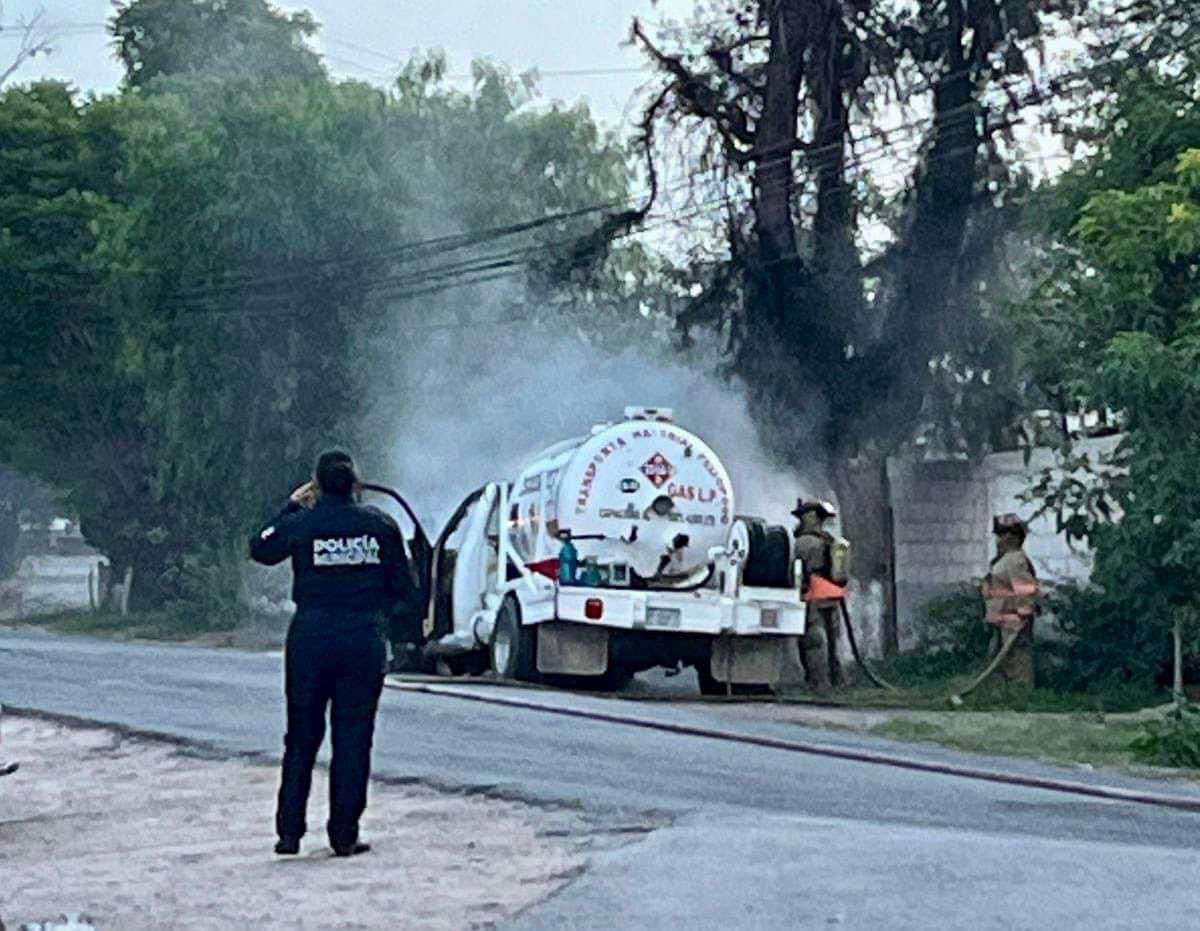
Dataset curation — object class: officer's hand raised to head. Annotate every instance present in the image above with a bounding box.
[290,480,320,509]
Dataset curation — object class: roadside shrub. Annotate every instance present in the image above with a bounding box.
[1038,580,1176,694]
[890,580,1175,704]
[1129,702,1200,768]
[884,584,991,683]
[157,544,242,631]
[911,584,992,657]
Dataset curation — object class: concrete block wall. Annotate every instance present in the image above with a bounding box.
[887,436,1119,649]
[887,459,990,650]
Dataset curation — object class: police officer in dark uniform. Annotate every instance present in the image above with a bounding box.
[250,449,420,857]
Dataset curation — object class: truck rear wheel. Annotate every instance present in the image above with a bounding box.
[490,596,537,681]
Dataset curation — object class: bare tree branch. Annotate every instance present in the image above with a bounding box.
[0,7,54,87]
[704,32,769,96]
[632,17,758,164]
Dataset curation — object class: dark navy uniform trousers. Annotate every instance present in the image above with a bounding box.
[276,610,387,848]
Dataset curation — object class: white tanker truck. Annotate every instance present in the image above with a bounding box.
[420,407,818,694]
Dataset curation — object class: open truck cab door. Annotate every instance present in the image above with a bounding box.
[423,483,554,663]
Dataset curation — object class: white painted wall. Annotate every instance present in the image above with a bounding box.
[888,436,1120,649]
[3,554,108,618]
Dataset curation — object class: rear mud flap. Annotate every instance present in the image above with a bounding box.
[537,622,609,676]
[711,636,792,685]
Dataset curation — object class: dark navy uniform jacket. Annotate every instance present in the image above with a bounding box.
[249,493,421,626]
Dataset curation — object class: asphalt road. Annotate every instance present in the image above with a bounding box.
[3,628,1200,929]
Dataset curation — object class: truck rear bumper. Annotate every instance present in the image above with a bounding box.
[534,621,799,679]
[552,586,806,637]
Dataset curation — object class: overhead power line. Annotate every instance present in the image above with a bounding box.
[47,18,1200,320]
[167,24,1200,308]
[322,32,647,81]
[18,5,1200,330]
[162,56,1197,323]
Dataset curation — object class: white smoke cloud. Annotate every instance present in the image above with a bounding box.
[357,304,832,538]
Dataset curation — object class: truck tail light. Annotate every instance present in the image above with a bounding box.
[585,598,604,620]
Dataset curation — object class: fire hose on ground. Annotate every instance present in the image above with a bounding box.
[837,598,899,692]
[836,598,1024,705]
[948,627,1022,707]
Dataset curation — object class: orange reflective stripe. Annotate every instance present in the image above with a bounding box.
[985,581,1038,598]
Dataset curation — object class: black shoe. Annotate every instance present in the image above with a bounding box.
[275,836,300,856]
[331,841,371,857]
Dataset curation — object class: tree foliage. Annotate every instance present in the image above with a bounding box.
[619,2,1200,657]
[0,8,638,621]
[1015,59,1200,684]
[632,0,1096,455]
[623,1,1108,642]
[0,82,159,597]
[111,0,322,87]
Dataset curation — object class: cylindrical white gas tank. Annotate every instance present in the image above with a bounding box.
[510,408,735,580]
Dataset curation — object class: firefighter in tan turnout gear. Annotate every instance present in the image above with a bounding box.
[792,499,848,693]
[980,513,1040,688]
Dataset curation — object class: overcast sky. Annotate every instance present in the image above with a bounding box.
[2,0,696,133]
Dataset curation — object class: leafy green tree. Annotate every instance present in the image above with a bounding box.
[378,54,664,352]
[111,0,322,87]
[103,74,421,617]
[0,82,170,604]
[0,20,641,622]
[1015,64,1200,687]
[622,1,1200,651]
[629,0,1100,646]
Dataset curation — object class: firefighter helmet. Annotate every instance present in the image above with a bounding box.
[791,498,837,520]
[992,513,1027,539]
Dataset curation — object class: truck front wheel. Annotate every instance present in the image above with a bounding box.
[490,596,538,681]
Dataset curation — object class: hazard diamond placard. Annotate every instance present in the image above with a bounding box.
[640,452,675,488]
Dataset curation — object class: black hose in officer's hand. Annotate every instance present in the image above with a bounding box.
[839,598,899,692]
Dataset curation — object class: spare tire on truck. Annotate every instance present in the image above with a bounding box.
[738,518,793,588]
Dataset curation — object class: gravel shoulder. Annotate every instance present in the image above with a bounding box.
[0,715,582,931]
